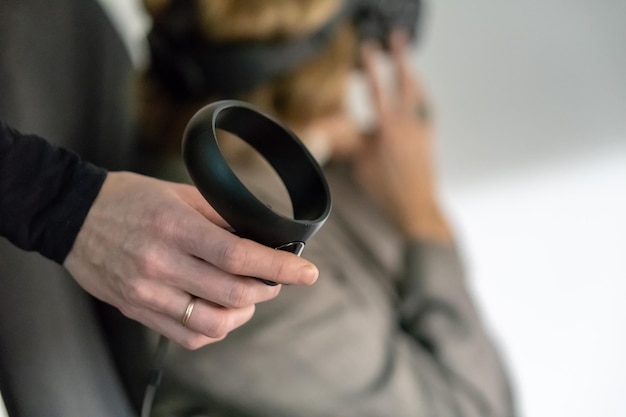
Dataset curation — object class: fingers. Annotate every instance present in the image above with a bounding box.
[176,214,319,286]
[140,249,283,309]
[120,299,254,350]
[210,236,319,285]
[115,248,273,347]
[172,182,319,286]
[362,30,428,117]
[181,298,255,341]
[360,41,388,118]
[389,30,419,109]
[136,179,318,346]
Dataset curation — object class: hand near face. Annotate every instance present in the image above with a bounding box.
[354,31,452,243]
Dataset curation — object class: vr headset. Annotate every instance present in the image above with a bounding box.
[148,0,423,98]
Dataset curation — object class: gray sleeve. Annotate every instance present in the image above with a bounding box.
[396,240,517,417]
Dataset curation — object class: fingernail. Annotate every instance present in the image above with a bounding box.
[301,264,319,285]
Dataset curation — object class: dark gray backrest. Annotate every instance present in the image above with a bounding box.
[0,1,136,415]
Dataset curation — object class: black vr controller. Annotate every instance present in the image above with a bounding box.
[148,0,423,97]
[182,100,332,283]
[141,101,330,417]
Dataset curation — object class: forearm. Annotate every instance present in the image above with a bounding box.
[0,119,106,263]
[400,201,453,244]
[397,240,515,416]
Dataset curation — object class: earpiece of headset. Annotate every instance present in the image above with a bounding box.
[353,0,423,47]
[147,0,423,99]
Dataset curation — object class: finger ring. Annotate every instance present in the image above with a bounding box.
[415,103,429,123]
[181,296,197,328]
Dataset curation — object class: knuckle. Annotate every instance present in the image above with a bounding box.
[118,302,141,321]
[144,204,185,245]
[179,334,209,351]
[225,283,255,308]
[134,254,153,278]
[121,254,165,308]
[135,247,166,279]
[217,241,249,274]
[203,313,232,340]
[148,206,176,234]
[121,277,150,306]
[270,255,288,283]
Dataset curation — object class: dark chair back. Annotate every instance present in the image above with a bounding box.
[0,1,137,415]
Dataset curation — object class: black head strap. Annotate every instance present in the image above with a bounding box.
[148,1,354,98]
[148,0,423,99]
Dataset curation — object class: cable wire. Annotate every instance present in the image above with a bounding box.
[140,335,170,417]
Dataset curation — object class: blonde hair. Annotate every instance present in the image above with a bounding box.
[138,0,357,154]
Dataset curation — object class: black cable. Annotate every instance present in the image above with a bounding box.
[140,335,170,417]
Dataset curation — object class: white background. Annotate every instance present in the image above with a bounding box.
[2,1,624,416]
[417,2,626,417]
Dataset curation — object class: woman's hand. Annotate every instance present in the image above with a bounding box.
[64,172,318,349]
[353,31,452,243]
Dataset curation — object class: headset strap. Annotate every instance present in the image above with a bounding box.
[148,0,354,98]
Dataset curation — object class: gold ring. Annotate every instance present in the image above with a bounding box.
[181,296,197,328]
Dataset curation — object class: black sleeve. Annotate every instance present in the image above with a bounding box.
[0,119,107,264]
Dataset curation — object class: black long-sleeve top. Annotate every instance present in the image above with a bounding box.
[0,119,107,263]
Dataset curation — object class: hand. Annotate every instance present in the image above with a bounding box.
[63,172,318,349]
[353,31,452,243]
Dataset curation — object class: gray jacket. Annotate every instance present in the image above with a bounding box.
[134,160,516,417]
